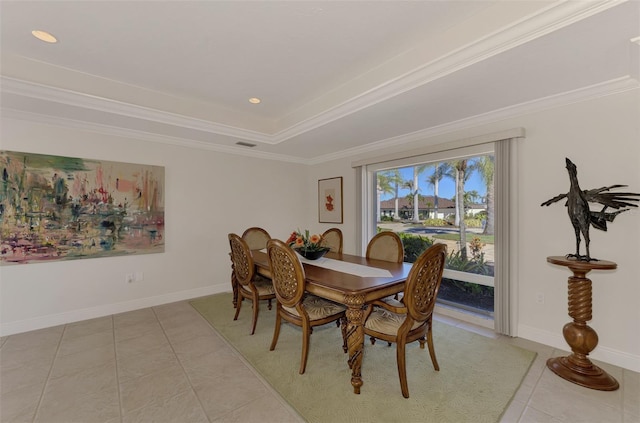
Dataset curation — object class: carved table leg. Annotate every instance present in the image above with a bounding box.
[344,294,366,394]
[546,257,619,391]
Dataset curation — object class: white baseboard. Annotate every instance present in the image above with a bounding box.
[0,284,228,336]
[434,303,494,329]
[518,324,640,373]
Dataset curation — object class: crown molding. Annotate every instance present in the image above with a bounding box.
[0,77,275,144]
[0,108,307,164]
[0,1,623,149]
[307,76,639,165]
[3,77,636,166]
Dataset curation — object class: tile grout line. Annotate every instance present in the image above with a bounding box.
[516,352,549,423]
[111,314,124,423]
[151,305,214,423]
[187,300,304,421]
[519,347,626,422]
[30,325,66,423]
[114,308,192,419]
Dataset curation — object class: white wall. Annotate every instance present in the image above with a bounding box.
[2,89,638,372]
[0,118,308,335]
[310,89,640,371]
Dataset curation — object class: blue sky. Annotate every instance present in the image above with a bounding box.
[379,160,487,202]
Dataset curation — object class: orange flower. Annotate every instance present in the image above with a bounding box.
[285,231,297,244]
[288,229,326,252]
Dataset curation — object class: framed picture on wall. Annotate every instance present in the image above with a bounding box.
[0,150,165,265]
[318,176,343,223]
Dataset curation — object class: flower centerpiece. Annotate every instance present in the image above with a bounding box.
[286,229,330,260]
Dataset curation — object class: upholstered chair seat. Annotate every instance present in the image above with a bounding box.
[365,308,423,334]
[283,296,346,319]
[250,275,276,296]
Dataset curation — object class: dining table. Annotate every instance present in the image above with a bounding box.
[250,249,413,394]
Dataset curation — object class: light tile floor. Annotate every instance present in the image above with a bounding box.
[1,299,638,423]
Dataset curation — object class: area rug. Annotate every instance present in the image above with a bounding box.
[191,293,535,423]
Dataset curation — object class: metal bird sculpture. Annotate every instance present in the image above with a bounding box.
[541,158,640,261]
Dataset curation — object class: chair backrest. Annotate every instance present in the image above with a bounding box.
[266,239,306,308]
[228,233,255,287]
[404,243,447,323]
[366,231,404,263]
[241,227,271,250]
[321,228,343,253]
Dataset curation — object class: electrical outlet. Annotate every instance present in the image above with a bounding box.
[135,271,144,282]
[126,273,135,283]
[536,293,545,304]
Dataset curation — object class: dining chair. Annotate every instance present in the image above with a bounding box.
[363,243,447,398]
[241,226,271,250]
[367,231,405,302]
[266,238,347,374]
[321,227,343,253]
[366,231,404,263]
[228,233,275,335]
[242,226,274,280]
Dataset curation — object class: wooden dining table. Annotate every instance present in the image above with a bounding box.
[250,250,413,394]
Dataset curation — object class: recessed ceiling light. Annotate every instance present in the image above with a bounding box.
[32,30,57,43]
[248,97,261,104]
[631,36,640,45]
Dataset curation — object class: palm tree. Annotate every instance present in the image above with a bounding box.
[426,163,449,220]
[410,165,428,222]
[376,173,394,222]
[465,190,481,204]
[452,160,468,259]
[441,163,460,225]
[381,169,403,220]
[401,179,415,220]
[476,155,495,235]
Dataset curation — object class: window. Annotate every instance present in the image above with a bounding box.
[377,155,495,316]
[354,129,522,335]
[368,147,495,323]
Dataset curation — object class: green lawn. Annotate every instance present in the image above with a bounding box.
[432,232,494,245]
[378,224,495,245]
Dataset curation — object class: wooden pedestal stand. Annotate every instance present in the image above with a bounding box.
[546,256,619,391]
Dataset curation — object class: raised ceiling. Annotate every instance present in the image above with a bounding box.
[1,1,638,163]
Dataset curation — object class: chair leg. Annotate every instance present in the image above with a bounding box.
[267,298,272,310]
[426,325,440,371]
[299,321,311,374]
[397,340,409,398]
[269,310,282,351]
[231,271,238,308]
[250,297,259,335]
[233,294,243,321]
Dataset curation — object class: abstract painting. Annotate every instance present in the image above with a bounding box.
[0,151,164,265]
